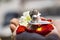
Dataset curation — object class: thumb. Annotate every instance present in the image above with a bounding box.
[10,18,19,33]
[10,24,16,33]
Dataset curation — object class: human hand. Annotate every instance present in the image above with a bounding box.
[10,17,60,40]
[10,17,53,35]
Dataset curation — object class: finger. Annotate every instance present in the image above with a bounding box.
[40,17,46,21]
[47,19,53,22]
[10,18,19,27]
[41,17,53,22]
[10,24,16,33]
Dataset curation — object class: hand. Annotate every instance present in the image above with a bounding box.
[10,17,60,40]
[10,18,19,33]
[10,17,53,34]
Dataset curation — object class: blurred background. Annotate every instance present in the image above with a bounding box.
[0,0,60,40]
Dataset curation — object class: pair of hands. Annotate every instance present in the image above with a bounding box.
[10,17,59,35]
[10,17,52,33]
[10,17,60,40]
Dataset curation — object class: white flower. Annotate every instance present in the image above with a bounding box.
[19,11,31,27]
